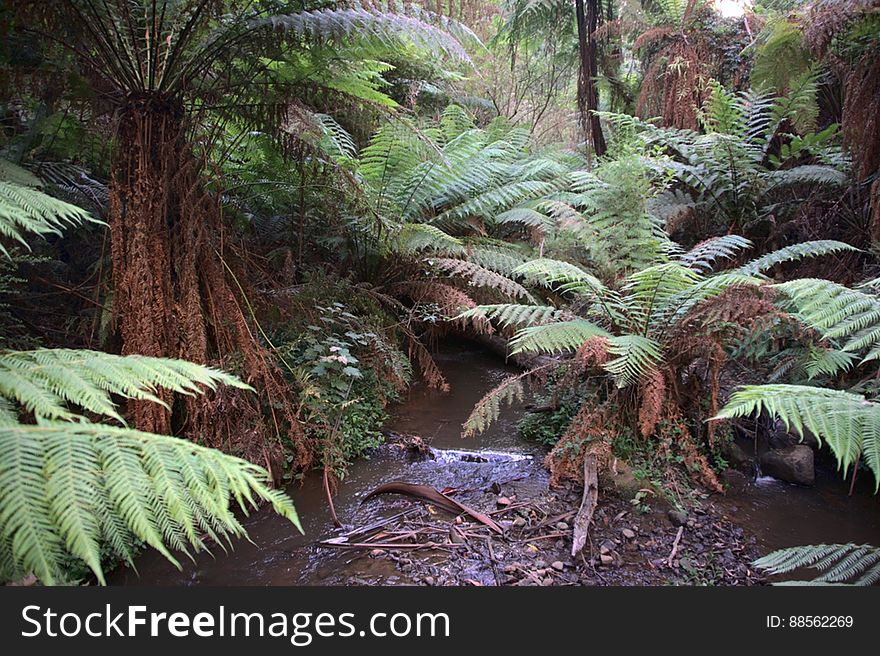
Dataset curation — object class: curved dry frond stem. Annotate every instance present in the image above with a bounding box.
[0,421,299,586]
[0,349,251,425]
[715,384,880,489]
[755,543,880,586]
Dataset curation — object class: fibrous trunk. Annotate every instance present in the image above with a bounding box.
[108,92,307,476]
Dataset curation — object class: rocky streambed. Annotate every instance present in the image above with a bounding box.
[113,342,880,587]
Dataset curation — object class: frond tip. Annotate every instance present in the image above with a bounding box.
[0,422,300,585]
[714,384,880,490]
[0,349,252,424]
[754,543,880,585]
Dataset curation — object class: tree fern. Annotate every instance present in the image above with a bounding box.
[461,374,526,438]
[754,543,880,585]
[396,223,465,256]
[603,335,663,389]
[510,320,610,355]
[429,258,534,300]
[458,304,567,330]
[772,278,880,360]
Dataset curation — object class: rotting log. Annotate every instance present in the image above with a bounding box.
[571,454,599,557]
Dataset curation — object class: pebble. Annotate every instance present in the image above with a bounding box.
[600,554,614,565]
[622,528,636,539]
[370,549,385,557]
[424,577,434,586]
[551,561,565,571]
[513,517,527,528]
[556,521,569,531]
[497,496,512,507]
[599,539,616,555]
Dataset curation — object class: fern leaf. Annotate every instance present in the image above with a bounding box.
[510,320,610,355]
[429,258,534,300]
[604,335,663,389]
[0,422,300,585]
[755,543,880,585]
[715,384,880,489]
[0,177,99,258]
[0,349,251,424]
[462,374,525,438]
[458,304,566,329]
[737,240,857,276]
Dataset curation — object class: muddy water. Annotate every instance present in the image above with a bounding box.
[113,342,880,586]
[112,342,546,586]
[718,467,880,554]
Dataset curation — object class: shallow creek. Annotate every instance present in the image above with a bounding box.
[113,342,880,585]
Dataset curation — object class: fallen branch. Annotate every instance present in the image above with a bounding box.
[361,481,503,533]
[667,526,684,567]
[571,454,599,557]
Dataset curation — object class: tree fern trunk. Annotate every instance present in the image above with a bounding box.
[107,92,304,476]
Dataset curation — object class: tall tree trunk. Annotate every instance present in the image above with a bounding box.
[575,0,606,158]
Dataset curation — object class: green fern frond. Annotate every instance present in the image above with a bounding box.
[461,374,526,438]
[429,258,533,300]
[467,243,532,275]
[261,5,475,63]
[773,278,880,358]
[737,240,856,276]
[494,206,553,229]
[764,165,848,190]
[678,235,753,273]
[754,543,880,585]
[604,335,663,388]
[512,258,608,298]
[396,223,465,256]
[715,384,880,488]
[458,304,566,330]
[0,421,299,585]
[803,347,857,379]
[509,320,610,355]
[0,349,251,424]
[0,176,99,258]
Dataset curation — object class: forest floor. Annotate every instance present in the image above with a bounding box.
[329,471,764,586]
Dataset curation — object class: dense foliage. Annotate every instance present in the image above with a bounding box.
[1,0,878,584]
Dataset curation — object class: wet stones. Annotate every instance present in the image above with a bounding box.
[667,509,689,527]
[760,444,815,486]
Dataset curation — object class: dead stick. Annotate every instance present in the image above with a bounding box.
[667,526,684,567]
[571,454,599,557]
[323,465,342,528]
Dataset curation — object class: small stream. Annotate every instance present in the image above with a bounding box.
[112,342,880,586]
